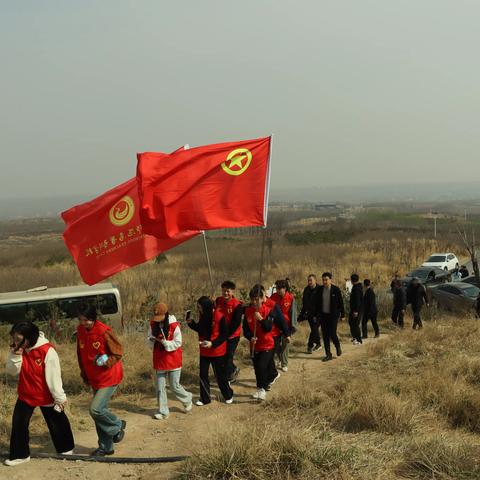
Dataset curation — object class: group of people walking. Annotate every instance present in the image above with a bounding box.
[7,271,431,467]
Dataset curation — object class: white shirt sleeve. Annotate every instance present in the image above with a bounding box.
[44,348,67,404]
[5,351,23,377]
[160,325,182,352]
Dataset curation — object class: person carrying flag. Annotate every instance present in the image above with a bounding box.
[186,296,234,406]
[146,302,193,420]
[215,280,243,383]
[76,303,126,456]
[270,279,297,372]
[5,321,75,466]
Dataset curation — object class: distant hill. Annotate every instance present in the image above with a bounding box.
[1,181,480,220]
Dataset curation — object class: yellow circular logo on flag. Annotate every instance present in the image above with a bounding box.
[109,196,135,226]
[221,148,252,176]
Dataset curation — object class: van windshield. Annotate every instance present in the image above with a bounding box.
[427,256,446,262]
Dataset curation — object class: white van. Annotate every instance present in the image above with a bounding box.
[0,283,123,331]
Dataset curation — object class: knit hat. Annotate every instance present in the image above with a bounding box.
[152,303,168,322]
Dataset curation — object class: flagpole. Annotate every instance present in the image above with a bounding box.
[201,231,215,297]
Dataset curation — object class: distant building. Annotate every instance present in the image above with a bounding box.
[314,202,340,211]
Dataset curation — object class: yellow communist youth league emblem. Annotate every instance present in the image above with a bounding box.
[221,148,252,176]
[109,195,135,226]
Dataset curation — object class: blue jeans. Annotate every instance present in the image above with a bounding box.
[156,369,192,417]
[90,385,122,452]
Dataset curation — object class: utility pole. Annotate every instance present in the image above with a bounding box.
[434,216,437,239]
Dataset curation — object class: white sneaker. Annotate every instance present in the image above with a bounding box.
[252,388,266,400]
[184,402,193,412]
[225,397,234,404]
[281,366,288,372]
[195,400,205,406]
[60,450,74,455]
[4,457,31,466]
[153,413,169,420]
[352,340,360,345]
[270,372,281,385]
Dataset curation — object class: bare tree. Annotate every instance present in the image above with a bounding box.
[457,225,480,283]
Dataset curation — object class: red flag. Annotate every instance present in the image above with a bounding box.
[137,136,272,238]
[61,177,199,285]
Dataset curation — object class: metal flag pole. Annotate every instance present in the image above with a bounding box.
[201,230,215,297]
[251,135,273,358]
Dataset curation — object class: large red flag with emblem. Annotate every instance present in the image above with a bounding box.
[61,176,199,285]
[137,136,272,238]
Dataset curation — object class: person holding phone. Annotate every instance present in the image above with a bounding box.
[186,296,233,406]
[4,321,75,466]
[76,303,125,456]
[146,302,192,419]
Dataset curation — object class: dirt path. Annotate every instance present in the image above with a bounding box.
[3,330,389,480]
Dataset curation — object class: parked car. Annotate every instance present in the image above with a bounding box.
[428,282,479,313]
[463,275,480,288]
[422,253,459,271]
[400,267,451,288]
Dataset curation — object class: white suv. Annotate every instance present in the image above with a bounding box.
[422,253,459,272]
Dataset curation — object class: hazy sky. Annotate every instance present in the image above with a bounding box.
[1,1,480,200]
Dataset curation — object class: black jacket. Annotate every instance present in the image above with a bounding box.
[316,284,345,318]
[393,287,407,309]
[187,314,228,348]
[406,284,428,309]
[299,285,321,320]
[349,283,364,314]
[363,288,378,315]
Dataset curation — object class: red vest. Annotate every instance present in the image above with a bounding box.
[18,343,55,407]
[151,320,183,371]
[216,296,242,339]
[271,291,293,328]
[266,297,281,337]
[245,302,275,352]
[199,309,227,357]
[77,320,123,389]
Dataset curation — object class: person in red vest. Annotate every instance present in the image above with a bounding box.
[215,280,243,383]
[5,321,74,467]
[270,279,298,372]
[76,303,125,456]
[186,296,233,406]
[146,302,192,419]
[244,284,288,401]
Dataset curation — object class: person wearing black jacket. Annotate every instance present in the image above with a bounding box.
[349,274,363,345]
[362,279,379,338]
[299,274,321,353]
[406,278,429,330]
[186,296,233,406]
[392,279,406,328]
[316,272,345,362]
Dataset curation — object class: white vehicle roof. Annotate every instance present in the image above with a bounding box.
[426,253,455,257]
[0,283,119,305]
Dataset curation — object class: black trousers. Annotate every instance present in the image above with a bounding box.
[362,312,379,337]
[307,317,321,348]
[9,398,74,460]
[348,311,362,342]
[391,306,405,327]
[225,336,240,380]
[319,314,341,356]
[199,355,233,404]
[267,336,281,383]
[412,306,423,329]
[253,349,275,389]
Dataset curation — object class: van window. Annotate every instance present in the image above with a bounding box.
[0,303,27,324]
[57,294,118,318]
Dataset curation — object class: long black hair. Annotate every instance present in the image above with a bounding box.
[152,312,170,338]
[197,296,214,338]
[10,321,40,349]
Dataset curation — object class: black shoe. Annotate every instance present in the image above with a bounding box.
[312,344,321,352]
[91,448,114,457]
[374,333,380,338]
[322,354,333,362]
[307,347,313,354]
[362,335,368,339]
[336,347,342,357]
[113,420,126,443]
